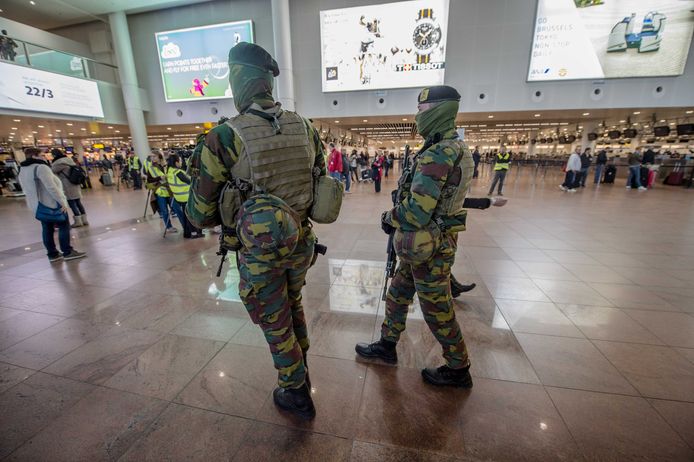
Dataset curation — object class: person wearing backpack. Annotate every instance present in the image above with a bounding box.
[17,148,86,263]
[50,148,89,227]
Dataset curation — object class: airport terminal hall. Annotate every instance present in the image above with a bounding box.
[2,0,694,460]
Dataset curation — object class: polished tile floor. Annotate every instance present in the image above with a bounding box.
[1,164,693,461]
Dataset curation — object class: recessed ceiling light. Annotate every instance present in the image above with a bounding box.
[582,112,590,116]
[37,125,44,128]
[80,128,86,131]
[334,120,340,123]
[166,127,172,130]
[11,127,17,130]
[194,125,200,129]
[619,120,626,123]
[107,126,113,129]
[48,134,53,137]
[91,131,96,134]
[30,1,36,5]
[362,119,368,122]
[66,123,73,126]
[487,115,494,119]
[633,111,641,115]
[534,114,540,117]
[402,118,408,121]
[660,119,666,122]
[12,119,20,122]
[686,110,693,114]
[32,131,37,134]
[55,129,61,132]
[115,130,120,133]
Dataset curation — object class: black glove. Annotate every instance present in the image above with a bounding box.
[381,211,395,235]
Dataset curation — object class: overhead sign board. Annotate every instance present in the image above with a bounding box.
[0,61,104,118]
[320,0,450,92]
[528,0,694,81]
[155,20,254,102]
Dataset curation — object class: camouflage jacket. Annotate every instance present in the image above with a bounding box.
[387,129,471,232]
[187,112,326,244]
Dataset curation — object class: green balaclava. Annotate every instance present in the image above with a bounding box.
[414,85,461,141]
[228,42,280,113]
[415,100,459,141]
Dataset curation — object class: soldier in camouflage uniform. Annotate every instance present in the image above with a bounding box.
[356,85,475,388]
[187,42,326,420]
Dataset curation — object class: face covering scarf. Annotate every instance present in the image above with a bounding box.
[229,63,275,113]
[414,100,459,141]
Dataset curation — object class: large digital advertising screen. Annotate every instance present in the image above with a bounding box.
[155,20,254,102]
[320,0,450,92]
[0,62,104,118]
[528,0,694,81]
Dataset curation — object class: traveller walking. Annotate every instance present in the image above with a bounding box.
[594,149,607,184]
[17,148,86,262]
[50,148,89,228]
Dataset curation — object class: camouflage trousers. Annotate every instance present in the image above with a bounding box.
[382,232,470,369]
[238,228,316,388]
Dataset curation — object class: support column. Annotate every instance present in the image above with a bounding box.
[271,0,296,111]
[109,11,150,162]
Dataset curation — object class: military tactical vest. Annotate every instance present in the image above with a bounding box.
[402,138,473,220]
[494,152,510,171]
[225,108,314,220]
[166,167,190,203]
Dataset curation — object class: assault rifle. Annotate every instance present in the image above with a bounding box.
[381,144,412,301]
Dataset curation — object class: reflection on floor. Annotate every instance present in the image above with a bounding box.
[1,165,693,461]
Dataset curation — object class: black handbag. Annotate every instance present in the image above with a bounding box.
[33,165,68,223]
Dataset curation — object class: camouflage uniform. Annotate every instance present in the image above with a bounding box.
[380,87,474,372]
[187,93,326,390]
[383,104,474,370]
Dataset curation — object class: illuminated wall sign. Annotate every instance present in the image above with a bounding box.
[320,0,450,92]
[0,62,104,118]
[528,0,694,81]
[155,20,254,103]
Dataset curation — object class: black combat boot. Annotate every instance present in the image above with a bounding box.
[273,383,316,420]
[450,275,476,298]
[355,339,398,364]
[421,365,473,388]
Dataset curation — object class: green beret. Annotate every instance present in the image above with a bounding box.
[417,85,461,104]
[228,42,280,77]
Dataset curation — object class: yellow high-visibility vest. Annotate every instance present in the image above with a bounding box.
[494,152,510,171]
[166,167,190,203]
[145,160,170,197]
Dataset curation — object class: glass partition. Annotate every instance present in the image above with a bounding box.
[0,35,119,84]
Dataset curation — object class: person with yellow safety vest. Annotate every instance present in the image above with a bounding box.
[166,154,203,239]
[487,145,511,196]
[145,152,177,233]
[127,151,142,190]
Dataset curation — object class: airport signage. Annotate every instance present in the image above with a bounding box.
[0,61,104,118]
[528,0,694,81]
[320,0,450,92]
[155,20,254,103]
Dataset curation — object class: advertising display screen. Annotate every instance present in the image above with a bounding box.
[155,20,254,102]
[0,62,104,118]
[528,0,694,81]
[320,0,450,92]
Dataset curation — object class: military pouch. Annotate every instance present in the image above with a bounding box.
[309,175,344,224]
[219,182,244,228]
[440,211,467,233]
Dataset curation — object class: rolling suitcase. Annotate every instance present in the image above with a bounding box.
[602,165,616,184]
[100,171,114,186]
[360,168,372,182]
[664,163,684,186]
[647,169,657,188]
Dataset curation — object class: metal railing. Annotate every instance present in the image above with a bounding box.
[0,35,119,84]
